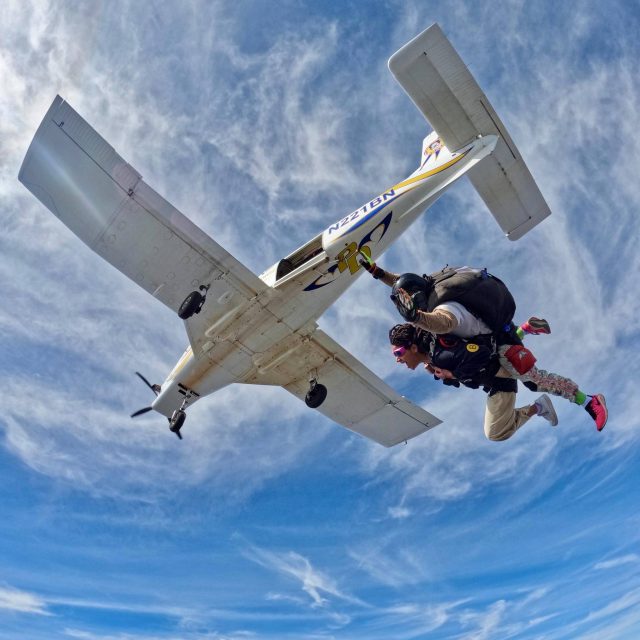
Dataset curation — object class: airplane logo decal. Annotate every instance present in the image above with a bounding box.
[304,212,393,291]
[420,137,443,169]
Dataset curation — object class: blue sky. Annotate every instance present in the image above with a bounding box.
[1,1,640,638]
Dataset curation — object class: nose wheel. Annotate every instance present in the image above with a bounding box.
[168,398,189,440]
[305,379,327,409]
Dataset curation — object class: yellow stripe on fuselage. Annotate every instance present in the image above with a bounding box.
[392,149,469,192]
[168,346,193,381]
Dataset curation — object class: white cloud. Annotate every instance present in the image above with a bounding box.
[3,0,637,519]
[348,544,426,588]
[584,587,640,623]
[594,554,640,571]
[240,540,365,610]
[572,607,640,640]
[265,592,306,606]
[1,374,326,503]
[459,600,507,640]
[387,505,412,519]
[516,586,551,609]
[361,598,472,640]
[0,585,49,615]
[1,3,640,640]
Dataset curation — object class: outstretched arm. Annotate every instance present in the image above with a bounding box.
[359,255,458,333]
[358,254,399,287]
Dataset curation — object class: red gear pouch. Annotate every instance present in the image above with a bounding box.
[504,344,537,374]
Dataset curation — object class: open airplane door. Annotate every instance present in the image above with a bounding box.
[388,23,551,240]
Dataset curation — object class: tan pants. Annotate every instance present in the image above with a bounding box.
[483,367,533,441]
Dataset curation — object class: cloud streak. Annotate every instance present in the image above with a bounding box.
[0,585,50,615]
[240,539,366,611]
[1,1,640,639]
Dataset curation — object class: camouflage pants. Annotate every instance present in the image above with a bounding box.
[497,345,579,401]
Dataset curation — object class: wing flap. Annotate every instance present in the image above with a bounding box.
[251,329,441,447]
[388,24,551,239]
[19,96,268,350]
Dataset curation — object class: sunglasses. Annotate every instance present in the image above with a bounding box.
[392,346,407,358]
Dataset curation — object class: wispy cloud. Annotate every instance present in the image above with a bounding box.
[595,554,640,571]
[0,585,50,615]
[459,599,508,640]
[240,540,366,610]
[0,371,327,504]
[387,505,412,519]
[584,587,640,623]
[348,543,426,588]
[1,2,640,640]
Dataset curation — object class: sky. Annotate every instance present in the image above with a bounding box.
[1,0,640,638]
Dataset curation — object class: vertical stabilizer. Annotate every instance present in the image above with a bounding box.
[418,131,445,170]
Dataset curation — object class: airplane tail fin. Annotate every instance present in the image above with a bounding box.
[418,131,446,171]
[389,24,550,240]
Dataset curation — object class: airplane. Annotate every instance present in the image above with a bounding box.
[18,24,550,446]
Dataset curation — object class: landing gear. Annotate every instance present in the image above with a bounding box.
[305,378,327,409]
[168,398,189,440]
[169,408,186,439]
[178,284,210,320]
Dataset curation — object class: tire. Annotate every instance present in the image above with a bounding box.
[305,383,327,409]
[178,291,204,319]
[170,410,186,431]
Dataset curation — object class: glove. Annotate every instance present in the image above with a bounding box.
[440,377,461,387]
[358,258,385,280]
[393,287,418,322]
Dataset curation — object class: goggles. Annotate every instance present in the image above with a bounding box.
[392,346,407,358]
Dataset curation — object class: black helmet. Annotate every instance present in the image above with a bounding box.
[390,273,432,313]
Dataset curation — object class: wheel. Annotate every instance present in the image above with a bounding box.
[169,409,186,433]
[305,382,327,409]
[178,291,204,319]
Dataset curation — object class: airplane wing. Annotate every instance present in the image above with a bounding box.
[18,96,268,355]
[247,329,441,447]
[388,23,550,240]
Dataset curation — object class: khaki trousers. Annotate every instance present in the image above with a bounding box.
[483,367,533,441]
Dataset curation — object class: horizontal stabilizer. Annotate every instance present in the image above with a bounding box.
[388,24,551,240]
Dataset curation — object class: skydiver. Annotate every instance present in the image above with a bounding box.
[359,257,608,434]
[388,321,607,438]
[359,256,537,339]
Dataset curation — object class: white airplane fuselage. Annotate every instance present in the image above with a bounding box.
[151,134,498,418]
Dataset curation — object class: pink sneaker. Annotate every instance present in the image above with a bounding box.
[585,394,608,431]
[520,317,551,335]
